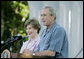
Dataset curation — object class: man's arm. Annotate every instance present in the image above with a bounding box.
[22,49,56,57]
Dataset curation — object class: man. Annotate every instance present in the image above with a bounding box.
[23,6,68,58]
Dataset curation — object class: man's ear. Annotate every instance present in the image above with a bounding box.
[51,14,56,20]
[54,14,56,18]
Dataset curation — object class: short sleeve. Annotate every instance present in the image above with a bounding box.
[48,27,65,54]
[20,43,25,53]
[19,41,27,53]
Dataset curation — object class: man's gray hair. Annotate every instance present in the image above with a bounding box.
[41,6,56,19]
[42,6,56,16]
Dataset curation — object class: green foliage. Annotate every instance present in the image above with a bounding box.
[1,1,29,53]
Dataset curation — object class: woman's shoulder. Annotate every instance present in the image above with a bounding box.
[23,40,29,45]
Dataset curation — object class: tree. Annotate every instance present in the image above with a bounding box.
[1,1,29,53]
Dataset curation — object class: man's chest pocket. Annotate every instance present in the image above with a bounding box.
[42,33,52,50]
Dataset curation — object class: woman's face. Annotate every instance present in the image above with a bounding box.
[26,24,37,38]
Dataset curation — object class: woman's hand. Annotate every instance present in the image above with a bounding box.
[19,53,33,58]
[23,49,32,54]
[20,49,33,58]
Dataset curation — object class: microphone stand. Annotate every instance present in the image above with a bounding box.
[1,37,19,51]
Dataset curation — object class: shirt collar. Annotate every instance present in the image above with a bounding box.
[28,35,40,43]
[46,21,57,33]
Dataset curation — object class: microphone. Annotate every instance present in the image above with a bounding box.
[10,35,28,43]
[1,34,28,50]
[4,34,28,44]
[12,34,28,41]
[12,34,22,40]
[22,35,28,39]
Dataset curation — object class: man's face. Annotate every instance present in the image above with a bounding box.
[41,9,53,26]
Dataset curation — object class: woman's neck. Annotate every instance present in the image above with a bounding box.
[29,33,38,42]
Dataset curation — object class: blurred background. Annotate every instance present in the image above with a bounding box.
[1,1,83,58]
[1,1,29,53]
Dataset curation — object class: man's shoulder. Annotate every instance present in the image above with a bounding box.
[55,22,66,33]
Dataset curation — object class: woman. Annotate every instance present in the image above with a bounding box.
[20,18,41,53]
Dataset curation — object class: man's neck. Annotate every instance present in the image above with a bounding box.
[47,21,55,31]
